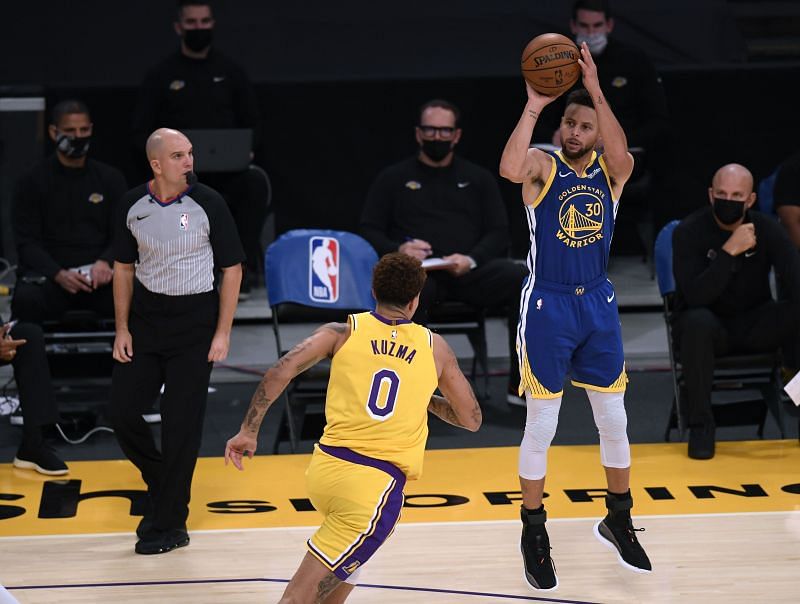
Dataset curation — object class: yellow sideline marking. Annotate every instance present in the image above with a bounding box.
[1,440,798,536]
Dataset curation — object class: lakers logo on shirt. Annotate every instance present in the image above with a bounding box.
[555,186,606,249]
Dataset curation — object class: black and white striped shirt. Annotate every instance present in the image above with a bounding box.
[115,182,244,295]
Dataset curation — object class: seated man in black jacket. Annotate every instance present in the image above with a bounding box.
[672,163,800,459]
[360,99,528,404]
[12,99,126,324]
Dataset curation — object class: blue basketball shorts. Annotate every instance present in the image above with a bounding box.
[516,275,627,398]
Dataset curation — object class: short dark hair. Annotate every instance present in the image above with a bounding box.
[564,88,594,111]
[419,99,461,126]
[50,99,90,127]
[372,253,427,307]
[176,0,213,18]
[572,0,611,20]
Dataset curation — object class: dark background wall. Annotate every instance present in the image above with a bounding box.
[1,0,797,258]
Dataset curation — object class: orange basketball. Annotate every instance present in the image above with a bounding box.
[521,33,581,96]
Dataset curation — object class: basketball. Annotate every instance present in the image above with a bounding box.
[521,33,581,96]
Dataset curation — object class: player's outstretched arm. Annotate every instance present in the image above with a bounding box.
[577,42,634,188]
[429,333,482,431]
[224,322,349,469]
[499,82,558,186]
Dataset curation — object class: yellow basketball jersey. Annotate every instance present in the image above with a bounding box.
[319,311,438,480]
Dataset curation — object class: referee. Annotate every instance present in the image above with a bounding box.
[110,128,244,555]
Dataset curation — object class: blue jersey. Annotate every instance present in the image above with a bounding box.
[523,150,618,286]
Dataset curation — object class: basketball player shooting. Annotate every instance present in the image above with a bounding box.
[499,41,651,591]
[224,253,482,604]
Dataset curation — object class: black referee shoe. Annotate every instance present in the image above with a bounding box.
[520,506,558,590]
[135,527,189,555]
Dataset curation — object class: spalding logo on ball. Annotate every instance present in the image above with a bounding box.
[521,33,581,96]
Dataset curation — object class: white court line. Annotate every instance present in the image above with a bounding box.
[1,509,797,541]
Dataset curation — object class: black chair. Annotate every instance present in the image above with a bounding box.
[426,302,489,398]
[654,221,786,441]
[265,229,378,452]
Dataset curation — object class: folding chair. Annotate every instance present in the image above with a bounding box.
[265,229,377,452]
[427,302,489,398]
[654,220,786,441]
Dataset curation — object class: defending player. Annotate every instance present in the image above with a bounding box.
[225,252,481,604]
[499,42,651,590]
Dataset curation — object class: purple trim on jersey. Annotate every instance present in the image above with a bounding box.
[146,180,193,206]
[316,444,406,580]
[318,443,407,484]
[370,311,412,326]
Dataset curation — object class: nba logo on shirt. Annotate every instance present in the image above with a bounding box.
[179,213,189,231]
[309,236,339,303]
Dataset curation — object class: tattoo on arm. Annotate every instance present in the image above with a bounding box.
[274,336,315,371]
[428,394,465,428]
[315,573,342,602]
[596,95,604,105]
[528,109,539,119]
[243,381,273,432]
[318,322,348,334]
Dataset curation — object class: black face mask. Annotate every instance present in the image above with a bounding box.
[183,28,213,52]
[56,133,91,158]
[712,197,747,225]
[420,139,453,163]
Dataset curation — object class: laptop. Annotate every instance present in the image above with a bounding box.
[183,128,253,173]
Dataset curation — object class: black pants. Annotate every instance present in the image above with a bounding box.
[11,279,114,324]
[9,321,57,429]
[109,282,218,531]
[674,301,800,427]
[413,258,529,389]
[202,170,269,282]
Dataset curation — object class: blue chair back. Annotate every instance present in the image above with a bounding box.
[654,220,680,297]
[265,229,377,310]
[756,166,780,217]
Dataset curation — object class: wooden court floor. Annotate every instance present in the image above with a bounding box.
[2,440,799,603]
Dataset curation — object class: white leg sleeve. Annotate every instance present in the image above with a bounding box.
[586,389,630,468]
[518,393,562,480]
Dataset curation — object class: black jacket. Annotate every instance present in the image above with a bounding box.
[13,156,127,279]
[672,206,800,317]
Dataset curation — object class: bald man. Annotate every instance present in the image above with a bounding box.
[110,128,245,554]
[672,163,800,458]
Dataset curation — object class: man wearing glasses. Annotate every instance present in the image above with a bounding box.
[360,99,528,405]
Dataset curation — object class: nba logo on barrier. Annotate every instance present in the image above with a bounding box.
[309,236,339,303]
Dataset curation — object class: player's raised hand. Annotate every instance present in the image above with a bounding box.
[578,41,601,95]
[525,81,560,108]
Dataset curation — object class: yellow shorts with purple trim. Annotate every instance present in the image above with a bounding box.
[305,443,406,581]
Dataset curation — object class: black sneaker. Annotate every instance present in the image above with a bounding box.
[520,506,558,590]
[594,494,651,573]
[135,527,189,555]
[688,424,715,459]
[13,444,68,476]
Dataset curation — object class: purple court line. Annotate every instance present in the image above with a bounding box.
[7,577,600,604]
